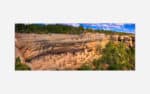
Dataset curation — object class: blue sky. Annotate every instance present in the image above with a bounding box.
[66,23,135,33]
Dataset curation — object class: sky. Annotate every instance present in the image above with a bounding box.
[66,23,135,33]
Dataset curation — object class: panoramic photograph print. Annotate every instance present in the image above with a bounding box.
[15,23,135,70]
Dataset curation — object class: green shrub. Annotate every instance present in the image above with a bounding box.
[80,41,135,70]
[98,41,135,70]
[78,63,93,70]
[15,57,31,70]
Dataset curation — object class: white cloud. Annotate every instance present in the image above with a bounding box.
[65,23,80,27]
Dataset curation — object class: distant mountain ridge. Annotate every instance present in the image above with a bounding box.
[16,23,135,34]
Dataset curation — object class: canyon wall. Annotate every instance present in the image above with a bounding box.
[15,33,135,70]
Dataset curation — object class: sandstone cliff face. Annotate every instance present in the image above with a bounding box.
[111,34,135,47]
[15,33,135,70]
